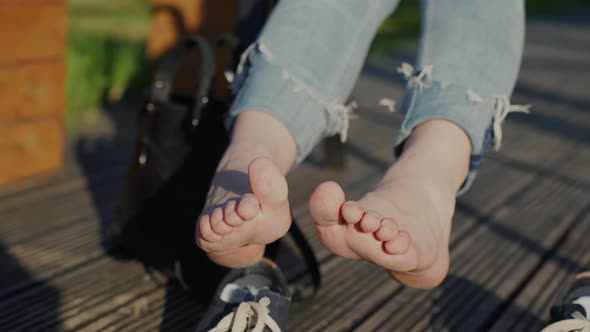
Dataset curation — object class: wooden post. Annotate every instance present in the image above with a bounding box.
[0,1,67,186]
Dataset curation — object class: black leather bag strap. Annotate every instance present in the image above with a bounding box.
[289,219,322,297]
[150,35,216,125]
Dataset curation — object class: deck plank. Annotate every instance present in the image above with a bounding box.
[490,151,590,332]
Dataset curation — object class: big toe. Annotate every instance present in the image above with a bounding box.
[248,157,288,209]
[308,181,345,226]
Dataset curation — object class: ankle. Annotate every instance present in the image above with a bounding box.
[227,111,297,173]
[221,142,275,169]
[392,120,471,194]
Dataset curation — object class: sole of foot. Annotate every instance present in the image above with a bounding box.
[308,180,451,289]
[196,157,292,268]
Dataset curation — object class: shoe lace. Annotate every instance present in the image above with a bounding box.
[208,297,281,332]
[541,311,590,332]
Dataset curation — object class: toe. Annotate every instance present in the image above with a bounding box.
[211,207,233,235]
[197,215,223,242]
[359,212,381,233]
[224,200,244,227]
[248,157,288,208]
[384,230,412,255]
[237,193,260,220]
[309,181,358,259]
[308,181,345,226]
[341,201,364,224]
[375,218,399,241]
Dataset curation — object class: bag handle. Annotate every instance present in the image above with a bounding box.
[288,219,322,299]
[150,35,216,126]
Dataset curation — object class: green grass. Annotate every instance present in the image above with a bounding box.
[66,0,150,126]
[69,0,150,42]
[371,1,422,52]
[66,0,587,127]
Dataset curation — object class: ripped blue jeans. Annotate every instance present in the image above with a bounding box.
[228,0,528,194]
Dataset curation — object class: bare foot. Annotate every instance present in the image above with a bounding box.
[309,178,453,288]
[196,156,292,268]
[195,111,297,268]
[308,120,470,288]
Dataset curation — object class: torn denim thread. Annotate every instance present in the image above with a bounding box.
[464,87,531,151]
[379,98,396,112]
[466,89,483,103]
[231,39,358,143]
[397,63,433,92]
[491,96,531,150]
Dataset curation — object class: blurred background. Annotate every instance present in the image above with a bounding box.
[1,1,589,331]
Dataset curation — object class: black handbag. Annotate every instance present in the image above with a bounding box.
[109,35,320,301]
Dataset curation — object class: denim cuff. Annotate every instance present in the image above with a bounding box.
[394,81,496,196]
[227,48,330,166]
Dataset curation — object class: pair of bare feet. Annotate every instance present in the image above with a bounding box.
[196,111,470,289]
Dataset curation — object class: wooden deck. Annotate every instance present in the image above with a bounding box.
[1,12,589,332]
